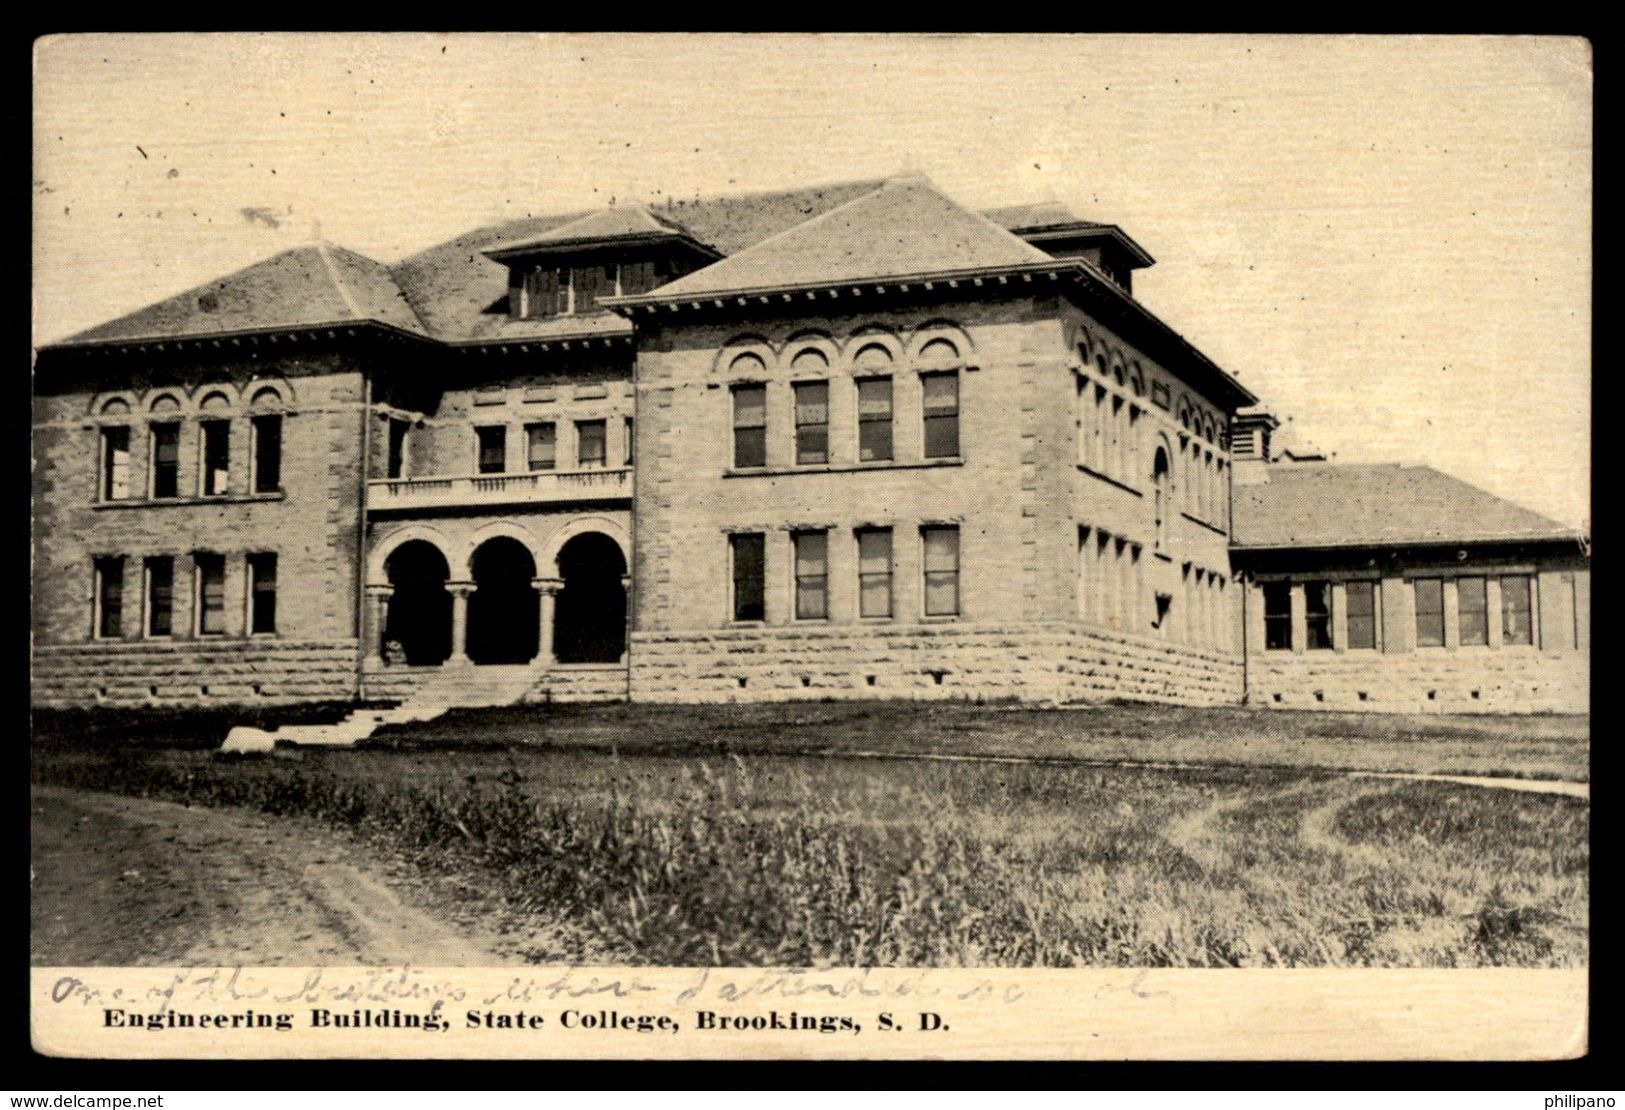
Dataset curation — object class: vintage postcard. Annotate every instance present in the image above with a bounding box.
[30,32,1590,1061]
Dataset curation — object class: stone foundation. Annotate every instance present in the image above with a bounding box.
[628,621,1243,706]
[1246,648,1589,715]
[31,639,361,708]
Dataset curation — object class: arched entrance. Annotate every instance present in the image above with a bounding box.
[554,532,627,664]
[467,537,539,665]
[384,540,452,666]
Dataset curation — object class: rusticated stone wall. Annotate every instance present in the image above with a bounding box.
[31,639,359,708]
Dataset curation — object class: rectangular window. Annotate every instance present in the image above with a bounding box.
[94,556,124,639]
[922,525,960,617]
[922,371,960,459]
[526,423,557,471]
[793,531,829,620]
[1263,581,1291,650]
[1414,577,1445,647]
[857,528,893,618]
[570,264,607,314]
[731,384,767,468]
[100,426,131,501]
[793,381,829,465]
[1304,580,1332,650]
[857,377,894,462]
[730,533,765,622]
[200,419,230,496]
[195,553,226,636]
[145,556,173,637]
[1458,575,1489,646]
[251,414,282,493]
[1501,574,1534,646]
[1345,580,1377,650]
[476,425,507,474]
[576,420,607,468]
[387,419,409,479]
[624,416,635,465]
[150,423,180,499]
[248,552,277,635]
[522,267,564,318]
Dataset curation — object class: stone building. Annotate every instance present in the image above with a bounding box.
[31,175,1588,714]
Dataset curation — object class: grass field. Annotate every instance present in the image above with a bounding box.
[32,702,1589,969]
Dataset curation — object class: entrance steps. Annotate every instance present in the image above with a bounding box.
[223,664,542,751]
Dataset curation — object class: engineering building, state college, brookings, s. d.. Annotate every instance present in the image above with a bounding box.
[32,175,1590,716]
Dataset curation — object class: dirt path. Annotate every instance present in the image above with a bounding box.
[30,786,516,967]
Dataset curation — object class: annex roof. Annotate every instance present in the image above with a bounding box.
[51,242,430,347]
[1231,462,1584,549]
[616,174,1058,302]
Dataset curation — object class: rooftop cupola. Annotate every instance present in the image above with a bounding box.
[1231,406,1280,485]
[981,201,1155,294]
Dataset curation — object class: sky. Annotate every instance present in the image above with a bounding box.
[32,33,1592,529]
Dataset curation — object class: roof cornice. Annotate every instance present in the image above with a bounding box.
[36,318,433,355]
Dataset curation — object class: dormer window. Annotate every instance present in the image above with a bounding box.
[516,260,664,320]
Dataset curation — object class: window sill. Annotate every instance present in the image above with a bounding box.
[725,458,964,478]
[1076,464,1143,497]
[94,492,286,509]
[920,614,961,623]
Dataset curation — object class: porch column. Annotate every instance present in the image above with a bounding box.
[620,573,634,663]
[446,580,476,665]
[363,584,393,668]
[532,577,564,667]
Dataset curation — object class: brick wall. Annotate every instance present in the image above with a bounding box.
[32,348,371,708]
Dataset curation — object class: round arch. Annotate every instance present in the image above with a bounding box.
[712,335,778,377]
[907,319,976,359]
[540,516,631,577]
[461,519,545,580]
[368,523,457,583]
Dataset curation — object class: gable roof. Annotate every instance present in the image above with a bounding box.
[621,175,1057,301]
[1231,462,1584,549]
[53,242,429,346]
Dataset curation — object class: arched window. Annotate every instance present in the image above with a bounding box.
[789,348,829,374]
[149,393,182,414]
[1152,446,1171,550]
[249,385,284,408]
[852,343,894,373]
[99,397,130,416]
[917,337,959,369]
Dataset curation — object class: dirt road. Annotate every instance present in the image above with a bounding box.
[30,786,519,966]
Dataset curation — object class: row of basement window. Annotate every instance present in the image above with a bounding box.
[465,417,634,477]
[728,525,960,624]
[92,552,278,640]
[730,370,959,469]
[1261,575,1535,652]
[99,416,282,502]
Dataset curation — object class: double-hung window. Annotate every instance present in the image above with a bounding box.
[576,420,607,468]
[94,556,124,639]
[1457,576,1489,646]
[793,381,829,465]
[922,525,960,617]
[1501,575,1534,646]
[1414,578,1445,648]
[793,531,829,620]
[476,426,507,474]
[250,414,282,493]
[145,556,174,637]
[921,371,959,459]
[150,423,180,499]
[730,533,765,622]
[194,553,226,637]
[100,426,132,501]
[200,419,230,496]
[1262,581,1292,650]
[248,553,277,635]
[1304,580,1333,650]
[856,377,893,462]
[526,423,556,471]
[1345,580,1378,650]
[857,528,893,618]
[731,384,767,468]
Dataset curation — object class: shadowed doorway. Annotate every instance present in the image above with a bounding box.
[468,537,539,665]
[554,532,627,664]
[384,540,452,666]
